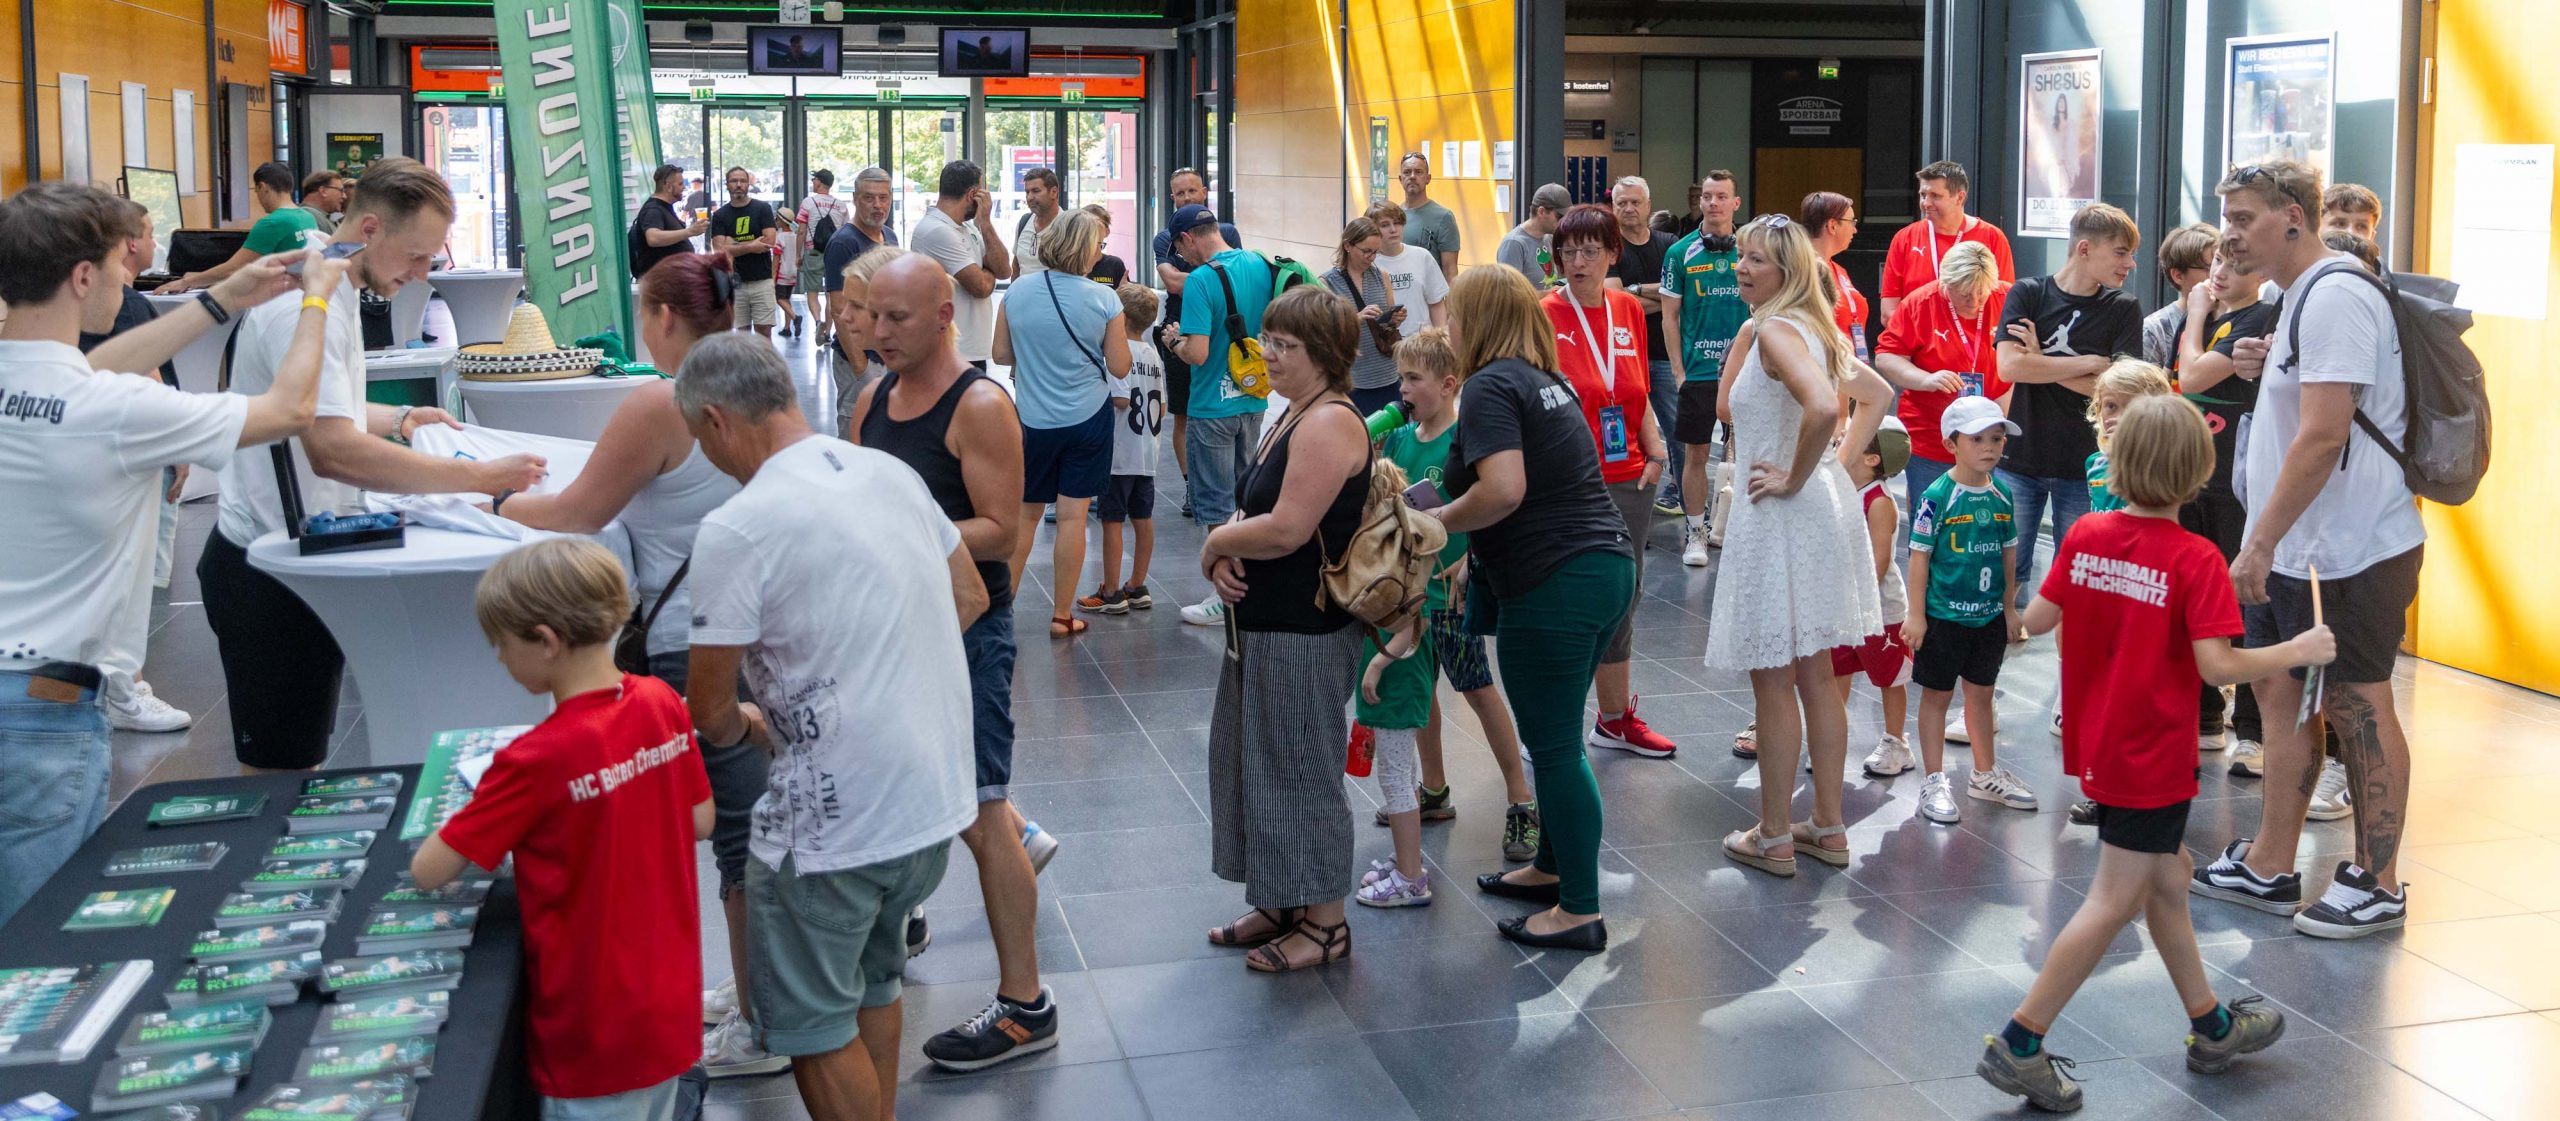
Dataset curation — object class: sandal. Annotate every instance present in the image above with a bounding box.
[1724,825,1797,877]
[1245,917,1351,973]
[1207,906,1299,948]
[1733,722,1759,760]
[1791,821,1852,868]
[1049,615,1089,638]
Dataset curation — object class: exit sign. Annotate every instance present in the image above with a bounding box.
[1061,82,1085,103]
[1817,59,1842,80]
[689,79,715,101]
[878,86,901,103]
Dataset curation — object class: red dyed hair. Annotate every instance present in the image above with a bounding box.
[637,253,736,339]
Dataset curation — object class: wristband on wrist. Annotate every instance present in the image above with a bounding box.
[195,291,231,325]
[302,295,329,312]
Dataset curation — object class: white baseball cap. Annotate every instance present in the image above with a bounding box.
[1940,395,2021,442]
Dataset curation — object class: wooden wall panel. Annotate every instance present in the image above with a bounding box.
[12,0,252,222]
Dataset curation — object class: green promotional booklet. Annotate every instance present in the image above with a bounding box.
[166,952,322,1008]
[241,858,368,893]
[317,951,464,998]
[89,1048,251,1111]
[0,961,156,1065]
[294,1036,436,1081]
[376,876,491,906]
[235,1081,383,1121]
[399,726,529,843]
[267,832,378,860]
[64,888,178,931]
[115,1000,270,1056]
[212,888,343,929]
[312,991,449,1043]
[189,922,330,964]
[84,1105,220,1121]
[354,906,477,954]
[302,773,404,799]
[103,843,228,878]
[285,796,395,835]
[146,794,267,828]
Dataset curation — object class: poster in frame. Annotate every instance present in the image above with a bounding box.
[2018,48,2101,239]
[2223,32,2336,185]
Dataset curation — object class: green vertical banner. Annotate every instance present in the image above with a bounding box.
[605,0,659,224]
[495,0,632,347]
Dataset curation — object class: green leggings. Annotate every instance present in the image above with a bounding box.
[1493,548,1635,915]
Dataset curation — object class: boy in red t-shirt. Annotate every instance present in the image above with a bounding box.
[413,539,713,1121]
[1976,397,2333,1112]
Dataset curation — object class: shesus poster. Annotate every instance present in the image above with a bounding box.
[2225,33,2336,184]
[2018,49,2100,239]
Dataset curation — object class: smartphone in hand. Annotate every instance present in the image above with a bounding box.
[1402,479,1446,511]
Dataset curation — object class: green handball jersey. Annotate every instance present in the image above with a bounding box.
[2085,450,2127,514]
[1908,473,2019,624]
[1662,231,1746,382]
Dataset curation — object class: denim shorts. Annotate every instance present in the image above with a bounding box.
[745,844,950,1057]
[542,1076,680,1121]
[1183,412,1263,527]
[962,609,1016,803]
[647,651,769,894]
[0,672,111,925]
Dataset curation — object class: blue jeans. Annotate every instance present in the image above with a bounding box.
[0,672,110,924]
[1184,411,1264,528]
[1996,468,2090,603]
[1647,360,1681,499]
[962,608,1017,803]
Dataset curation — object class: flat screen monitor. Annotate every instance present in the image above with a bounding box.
[121,166,182,275]
[940,28,1030,78]
[747,25,841,76]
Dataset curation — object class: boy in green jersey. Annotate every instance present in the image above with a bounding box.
[1906,396,2032,824]
[1659,170,1748,558]
[2084,359,2175,516]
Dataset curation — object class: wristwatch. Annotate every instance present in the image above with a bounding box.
[195,291,230,325]
[491,488,515,515]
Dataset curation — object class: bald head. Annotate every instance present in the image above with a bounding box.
[868,253,958,375]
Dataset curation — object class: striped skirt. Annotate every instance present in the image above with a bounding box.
[1208,625,1364,908]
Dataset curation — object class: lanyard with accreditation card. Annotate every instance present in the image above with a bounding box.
[1567,294,1633,463]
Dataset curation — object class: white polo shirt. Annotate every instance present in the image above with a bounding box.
[217,277,364,546]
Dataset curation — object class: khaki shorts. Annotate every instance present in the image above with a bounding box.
[733,279,777,327]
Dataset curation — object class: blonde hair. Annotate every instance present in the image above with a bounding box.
[839,243,908,290]
[1395,325,1459,382]
[1737,217,1854,387]
[2087,358,2175,450]
[1114,282,1160,333]
[2216,159,2323,224]
[1037,210,1105,275]
[1937,240,2000,298]
[475,539,630,647]
[2107,395,2215,508]
[1445,265,1559,374]
[1363,200,1408,227]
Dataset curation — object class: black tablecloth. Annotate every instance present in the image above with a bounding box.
[0,766,533,1121]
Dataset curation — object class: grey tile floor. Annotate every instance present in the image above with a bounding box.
[110,322,2560,1121]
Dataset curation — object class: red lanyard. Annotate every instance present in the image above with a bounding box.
[1943,292,1986,374]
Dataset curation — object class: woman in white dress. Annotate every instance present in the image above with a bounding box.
[1705,215,1895,877]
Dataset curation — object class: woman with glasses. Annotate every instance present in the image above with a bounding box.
[1710,215,1895,877]
[1801,191,1871,361]
[1321,216,1406,415]
[1538,204,1679,760]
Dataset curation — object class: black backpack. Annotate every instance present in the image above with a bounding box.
[2280,265,2491,505]
[809,214,837,255]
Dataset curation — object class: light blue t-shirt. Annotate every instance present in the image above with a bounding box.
[1177,248,1278,421]
[1007,271,1124,430]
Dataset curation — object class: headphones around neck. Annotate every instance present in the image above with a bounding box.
[1700,233,1737,253]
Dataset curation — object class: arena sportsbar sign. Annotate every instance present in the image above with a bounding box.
[496,0,638,347]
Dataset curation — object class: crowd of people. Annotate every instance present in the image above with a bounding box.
[0,135,2432,1120]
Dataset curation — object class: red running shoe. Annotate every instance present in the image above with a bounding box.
[1589,696,1678,759]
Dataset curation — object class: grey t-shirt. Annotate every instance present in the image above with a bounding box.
[1403,199,1461,263]
[1497,226,1551,289]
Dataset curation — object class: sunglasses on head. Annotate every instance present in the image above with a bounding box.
[2224,165,2313,215]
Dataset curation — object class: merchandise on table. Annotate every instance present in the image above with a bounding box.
[188,921,330,964]
[397,727,529,845]
[353,906,478,955]
[285,797,396,835]
[165,952,321,1008]
[235,1081,383,1121]
[87,1047,251,1111]
[64,888,179,931]
[146,795,268,828]
[0,1092,76,1121]
[294,1035,437,1081]
[0,961,155,1065]
[315,1076,413,1121]
[88,1105,221,1121]
[301,774,404,800]
[104,844,229,878]
[311,992,449,1043]
[115,1001,271,1056]
[265,832,378,861]
[211,889,344,929]
[240,859,369,893]
[317,951,465,999]
[373,877,490,907]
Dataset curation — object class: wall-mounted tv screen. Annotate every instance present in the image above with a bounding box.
[747,25,841,76]
[940,28,1030,78]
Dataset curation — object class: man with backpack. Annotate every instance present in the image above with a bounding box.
[797,169,850,343]
[2190,159,2432,939]
[1011,167,1063,277]
[1167,204,1274,626]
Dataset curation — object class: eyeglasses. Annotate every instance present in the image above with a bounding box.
[1557,245,1613,262]
[1261,336,1301,355]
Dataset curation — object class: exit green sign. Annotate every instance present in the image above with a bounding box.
[1062,83,1085,103]
[878,86,901,102]
[1817,60,1841,80]
[689,83,715,101]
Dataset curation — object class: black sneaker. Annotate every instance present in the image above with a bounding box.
[2189,839,2302,914]
[1122,584,1154,610]
[906,906,931,959]
[1374,784,1454,825]
[2068,800,2099,826]
[1501,802,1540,863]
[2292,862,2408,939]
[922,986,1060,1072]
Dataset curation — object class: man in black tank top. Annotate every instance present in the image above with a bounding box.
[845,255,1064,1070]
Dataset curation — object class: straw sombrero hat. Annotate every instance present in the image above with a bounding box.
[457,303,605,382]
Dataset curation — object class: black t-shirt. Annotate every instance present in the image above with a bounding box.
[1611,230,1671,366]
[1998,275,2143,479]
[1087,254,1129,288]
[1444,357,1633,599]
[2184,301,2279,494]
[78,287,176,388]
[710,200,779,282]
[628,196,689,280]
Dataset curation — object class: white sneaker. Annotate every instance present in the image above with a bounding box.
[1179,594,1226,627]
[1968,767,2039,811]
[2047,709,2063,738]
[702,1012,790,1078]
[1919,772,1962,823]
[107,680,190,733]
[1682,528,1708,567]
[1861,734,1913,777]
[703,976,735,1025]
[2228,739,2265,777]
[2306,758,2353,821]
[1944,710,1972,745]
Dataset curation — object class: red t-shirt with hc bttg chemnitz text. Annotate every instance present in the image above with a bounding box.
[438,674,711,1099]
[2040,513,2244,809]
[1543,287,1654,486]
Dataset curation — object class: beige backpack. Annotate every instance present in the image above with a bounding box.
[1316,457,1448,636]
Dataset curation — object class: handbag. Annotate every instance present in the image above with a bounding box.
[1332,268,1402,358]
[1205,261,1273,399]
[614,557,691,676]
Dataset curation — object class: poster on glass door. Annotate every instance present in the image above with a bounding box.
[2018,49,2100,239]
[2224,33,2335,184]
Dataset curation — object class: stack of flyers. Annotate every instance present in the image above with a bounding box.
[103,843,228,878]
[240,858,368,894]
[0,961,155,1066]
[294,1036,437,1082]
[1,1093,77,1121]
[88,1048,251,1111]
[211,888,344,929]
[235,1083,381,1121]
[166,952,321,1008]
[188,921,330,964]
[376,875,491,906]
[312,991,449,1043]
[399,726,528,844]
[267,831,377,860]
[146,794,267,828]
[90,1106,221,1121]
[354,905,478,955]
[318,951,464,999]
[303,773,404,799]
[286,796,396,835]
[63,888,178,931]
[115,1000,271,1056]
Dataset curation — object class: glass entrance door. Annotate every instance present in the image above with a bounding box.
[890,108,962,243]
[804,106,880,201]
[709,106,787,205]
[421,103,508,269]
[1068,109,1142,268]
[985,109,1063,240]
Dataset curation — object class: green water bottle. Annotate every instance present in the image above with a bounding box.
[1364,400,1408,441]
